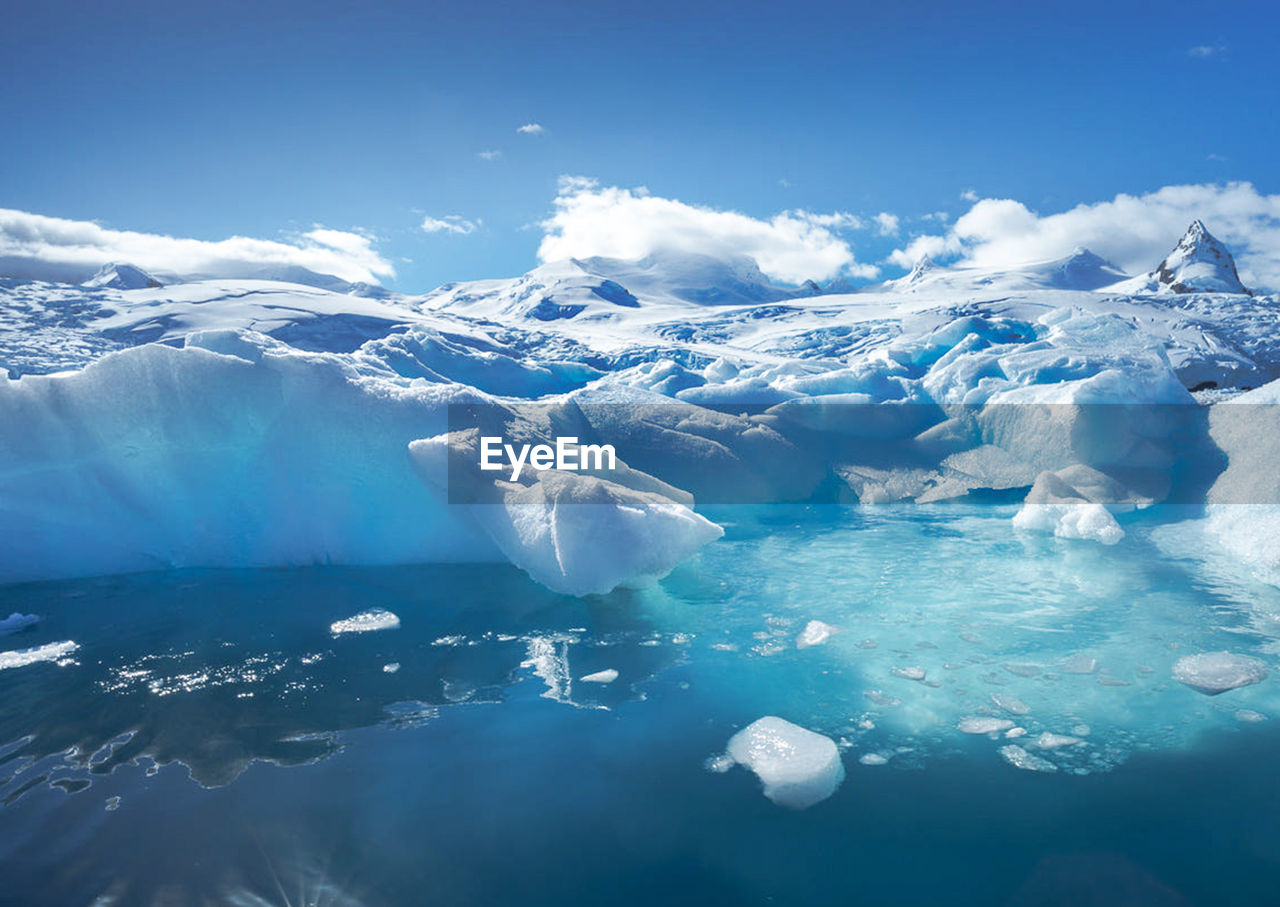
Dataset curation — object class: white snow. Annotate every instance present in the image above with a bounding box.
[330,609,401,635]
[724,716,845,809]
[1172,652,1268,696]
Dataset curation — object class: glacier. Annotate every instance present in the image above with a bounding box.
[2,221,1279,593]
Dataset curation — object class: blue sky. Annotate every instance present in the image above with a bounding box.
[2,0,1278,291]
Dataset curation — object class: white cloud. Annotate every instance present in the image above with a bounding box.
[887,182,1280,291]
[477,150,502,160]
[537,177,878,283]
[960,189,979,202]
[874,212,900,236]
[1188,41,1226,58]
[0,209,394,284]
[420,215,479,235]
[516,123,545,135]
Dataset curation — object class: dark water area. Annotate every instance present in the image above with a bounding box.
[2,509,1280,905]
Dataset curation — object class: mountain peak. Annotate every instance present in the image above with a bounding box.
[82,263,163,290]
[1154,221,1250,295]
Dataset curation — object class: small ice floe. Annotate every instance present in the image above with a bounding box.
[999,745,1058,773]
[0,613,39,636]
[891,666,927,681]
[796,620,839,650]
[864,690,901,707]
[1236,709,1267,723]
[1003,663,1041,678]
[1033,732,1084,750]
[0,640,79,671]
[1005,727,1027,739]
[958,717,1015,735]
[704,752,736,773]
[859,752,890,766]
[721,716,845,809]
[1061,653,1099,675]
[991,693,1031,715]
[1172,652,1268,696]
[383,662,401,674]
[329,609,400,636]
[579,669,619,684]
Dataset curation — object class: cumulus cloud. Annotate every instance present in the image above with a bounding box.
[420,215,479,235]
[516,123,545,135]
[537,177,876,283]
[0,209,394,285]
[477,150,502,160]
[874,212,900,236]
[888,182,1280,291]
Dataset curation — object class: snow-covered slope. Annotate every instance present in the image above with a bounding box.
[886,248,1129,294]
[1109,220,1252,296]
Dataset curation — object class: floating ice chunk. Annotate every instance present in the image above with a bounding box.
[0,613,39,636]
[1013,501,1124,545]
[1034,732,1084,750]
[1172,652,1268,695]
[0,640,79,670]
[1236,709,1267,723]
[1003,663,1041,678]
[1005,727,1027,739]
[579,669,619,684]
[1000,745,1058,773]
[704,752,736,773]
[796,620,839,649]
[1061,653,1099,675]
[859,753,889,766]
[330,609,401,635]
[958,717,1015,735]
[724,716,845,809]
[383,662,401,673]
[992,693,1031,715]
[891,666,927,681]
[409,434,724,596]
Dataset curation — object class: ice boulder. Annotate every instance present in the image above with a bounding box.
[796,620,839,649]
[408,433,723,596]
[1172,652,1268,696]
[1013,500,1124,545]
[724,716,845,809]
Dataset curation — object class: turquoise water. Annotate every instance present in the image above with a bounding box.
[3,506,1280,904]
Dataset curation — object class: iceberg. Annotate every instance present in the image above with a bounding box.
[723,716,845,809]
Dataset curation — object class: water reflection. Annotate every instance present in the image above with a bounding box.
[0,563,684,797]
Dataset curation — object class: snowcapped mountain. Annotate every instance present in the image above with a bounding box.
[82,262,163,290]
[1108,220,1252,296]
[884,248,1130,294]
[421,250,822,324]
